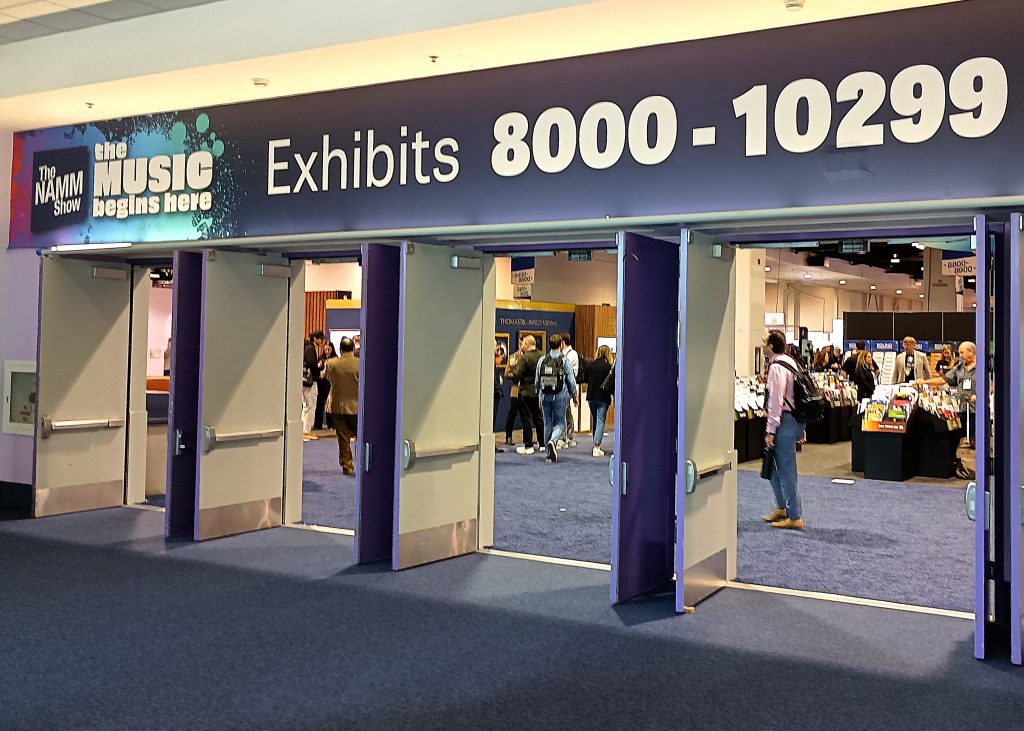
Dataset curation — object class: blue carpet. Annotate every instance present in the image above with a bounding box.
[737,470,972,612]
[301,437,356,529]
[492,435,613,563]
[2,508,1022,729]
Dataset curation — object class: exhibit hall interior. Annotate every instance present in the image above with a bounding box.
[4,2,1024,727]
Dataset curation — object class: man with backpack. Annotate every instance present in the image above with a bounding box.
[761,329,820,531]
[535,333,577,463]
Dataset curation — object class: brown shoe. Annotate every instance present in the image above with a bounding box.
[342,468,355,476]
[761,508,788,523]
[770,517,805,531]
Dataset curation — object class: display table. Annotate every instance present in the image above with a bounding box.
[862,430,917,481]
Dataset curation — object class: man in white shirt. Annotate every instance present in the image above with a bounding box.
[558,333,580,448]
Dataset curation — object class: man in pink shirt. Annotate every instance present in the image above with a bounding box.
[762,329,805,530]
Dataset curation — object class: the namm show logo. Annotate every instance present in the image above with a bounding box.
[31,147,89,233]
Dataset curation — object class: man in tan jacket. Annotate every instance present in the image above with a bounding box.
[323,337,360,475]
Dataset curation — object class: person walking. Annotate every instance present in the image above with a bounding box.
[323,337,359,475]
[584,344,614,457]
[503,339,526,447]
[535,333,577,463]
[558,333,581,448]
[513,335,544,455]
[762,329,805,530]
[302,331,325,441]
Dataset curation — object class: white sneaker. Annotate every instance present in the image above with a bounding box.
[515,446,535,455]
[567,439,577,448]
[593,446,605,457]
[555,439,567,449]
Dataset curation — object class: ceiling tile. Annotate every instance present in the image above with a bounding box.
[138,0,215,9]
[0,18,56,38]
[3,1,66,19]
[31,7,105,29]
[50,1,111,7]
[80,0,159,20]
[0,12,19,23]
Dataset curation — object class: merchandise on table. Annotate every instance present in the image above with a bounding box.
[860,384,918,433]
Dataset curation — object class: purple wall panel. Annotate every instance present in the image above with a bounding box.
[164,251,202,538]
[1010,215,1023,665]
[611,232,678,603]
[354,244,401,564]
[974,215,988,659]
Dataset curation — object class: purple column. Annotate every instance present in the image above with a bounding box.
[974,215,988,660]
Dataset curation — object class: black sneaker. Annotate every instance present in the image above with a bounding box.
[504,438,514,446]
[546,440,557,462]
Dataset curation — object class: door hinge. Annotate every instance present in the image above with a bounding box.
[363,442,373,474]
[620,461,629,497]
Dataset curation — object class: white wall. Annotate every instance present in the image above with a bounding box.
[147,285,173,377]
[304,261,362,297]
[529,252,617,304]
[0,129,39,485]
[765,281,924,337]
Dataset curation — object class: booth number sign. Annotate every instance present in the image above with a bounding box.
[490,57,1006,175]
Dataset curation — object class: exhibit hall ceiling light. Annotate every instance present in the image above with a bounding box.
[0,0,964,129]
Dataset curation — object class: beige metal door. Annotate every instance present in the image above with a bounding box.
[194,250,298,540]
[393,243,494,569]
[677,229,738,609]
[33,256,132,517]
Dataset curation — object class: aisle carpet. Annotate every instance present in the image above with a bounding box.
[301,437,356,529]
[492,436,614,564]
[736,470,973,612]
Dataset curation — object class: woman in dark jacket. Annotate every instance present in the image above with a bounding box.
[852,350,877,400]
[584,345,614,457]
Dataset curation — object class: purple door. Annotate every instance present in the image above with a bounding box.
[974,215,991,660]
[165,251,203,537]
[611,232,679,603]
[1007,214,1023,664]
[354,243,401,564]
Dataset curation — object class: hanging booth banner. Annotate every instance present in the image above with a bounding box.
[10,0,1024,249]
[941,254,978,276]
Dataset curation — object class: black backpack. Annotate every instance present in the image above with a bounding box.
[538,354,566,395]
[774,360,825,423]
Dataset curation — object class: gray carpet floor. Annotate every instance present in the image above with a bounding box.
[302,436,356,529]
[736,470,972,612]
[1,507,1020,729]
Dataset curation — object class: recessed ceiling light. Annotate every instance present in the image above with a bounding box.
[912,243,925,250]
[918,294,925,298]
[967,277,975,283]
[870,285,877,290]
[973,303,978,308]
[804,273,812,279]
[765,266,771,272]
[891,257,901,263]
[896,289,903,294]
[839,279,847,285]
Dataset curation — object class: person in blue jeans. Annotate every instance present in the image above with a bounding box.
[584,344,614,457]
[535,333,577,463]
[762,329,805,530]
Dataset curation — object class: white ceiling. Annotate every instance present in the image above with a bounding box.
[0,0,962,131]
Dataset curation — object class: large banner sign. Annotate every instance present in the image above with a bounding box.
[10,0,1024,249]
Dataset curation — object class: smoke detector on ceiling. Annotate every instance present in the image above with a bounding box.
[785,0,805,10]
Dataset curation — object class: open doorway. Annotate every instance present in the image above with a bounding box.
[723,223,982,613]
[486,245,620,565]
[297,257,362,532]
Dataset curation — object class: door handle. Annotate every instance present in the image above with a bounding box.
[363,442,372,474]
[173,428,186,456]
[964,481,990,529]
[619,461,629,497]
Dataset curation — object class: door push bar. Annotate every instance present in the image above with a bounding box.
[401,439,478,470]
[201,426,284,454]
[684,458,734,495]
[964,482,992,529]
[41,416,125,438]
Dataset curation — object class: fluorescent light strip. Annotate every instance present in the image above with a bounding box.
[51,242,132,252]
